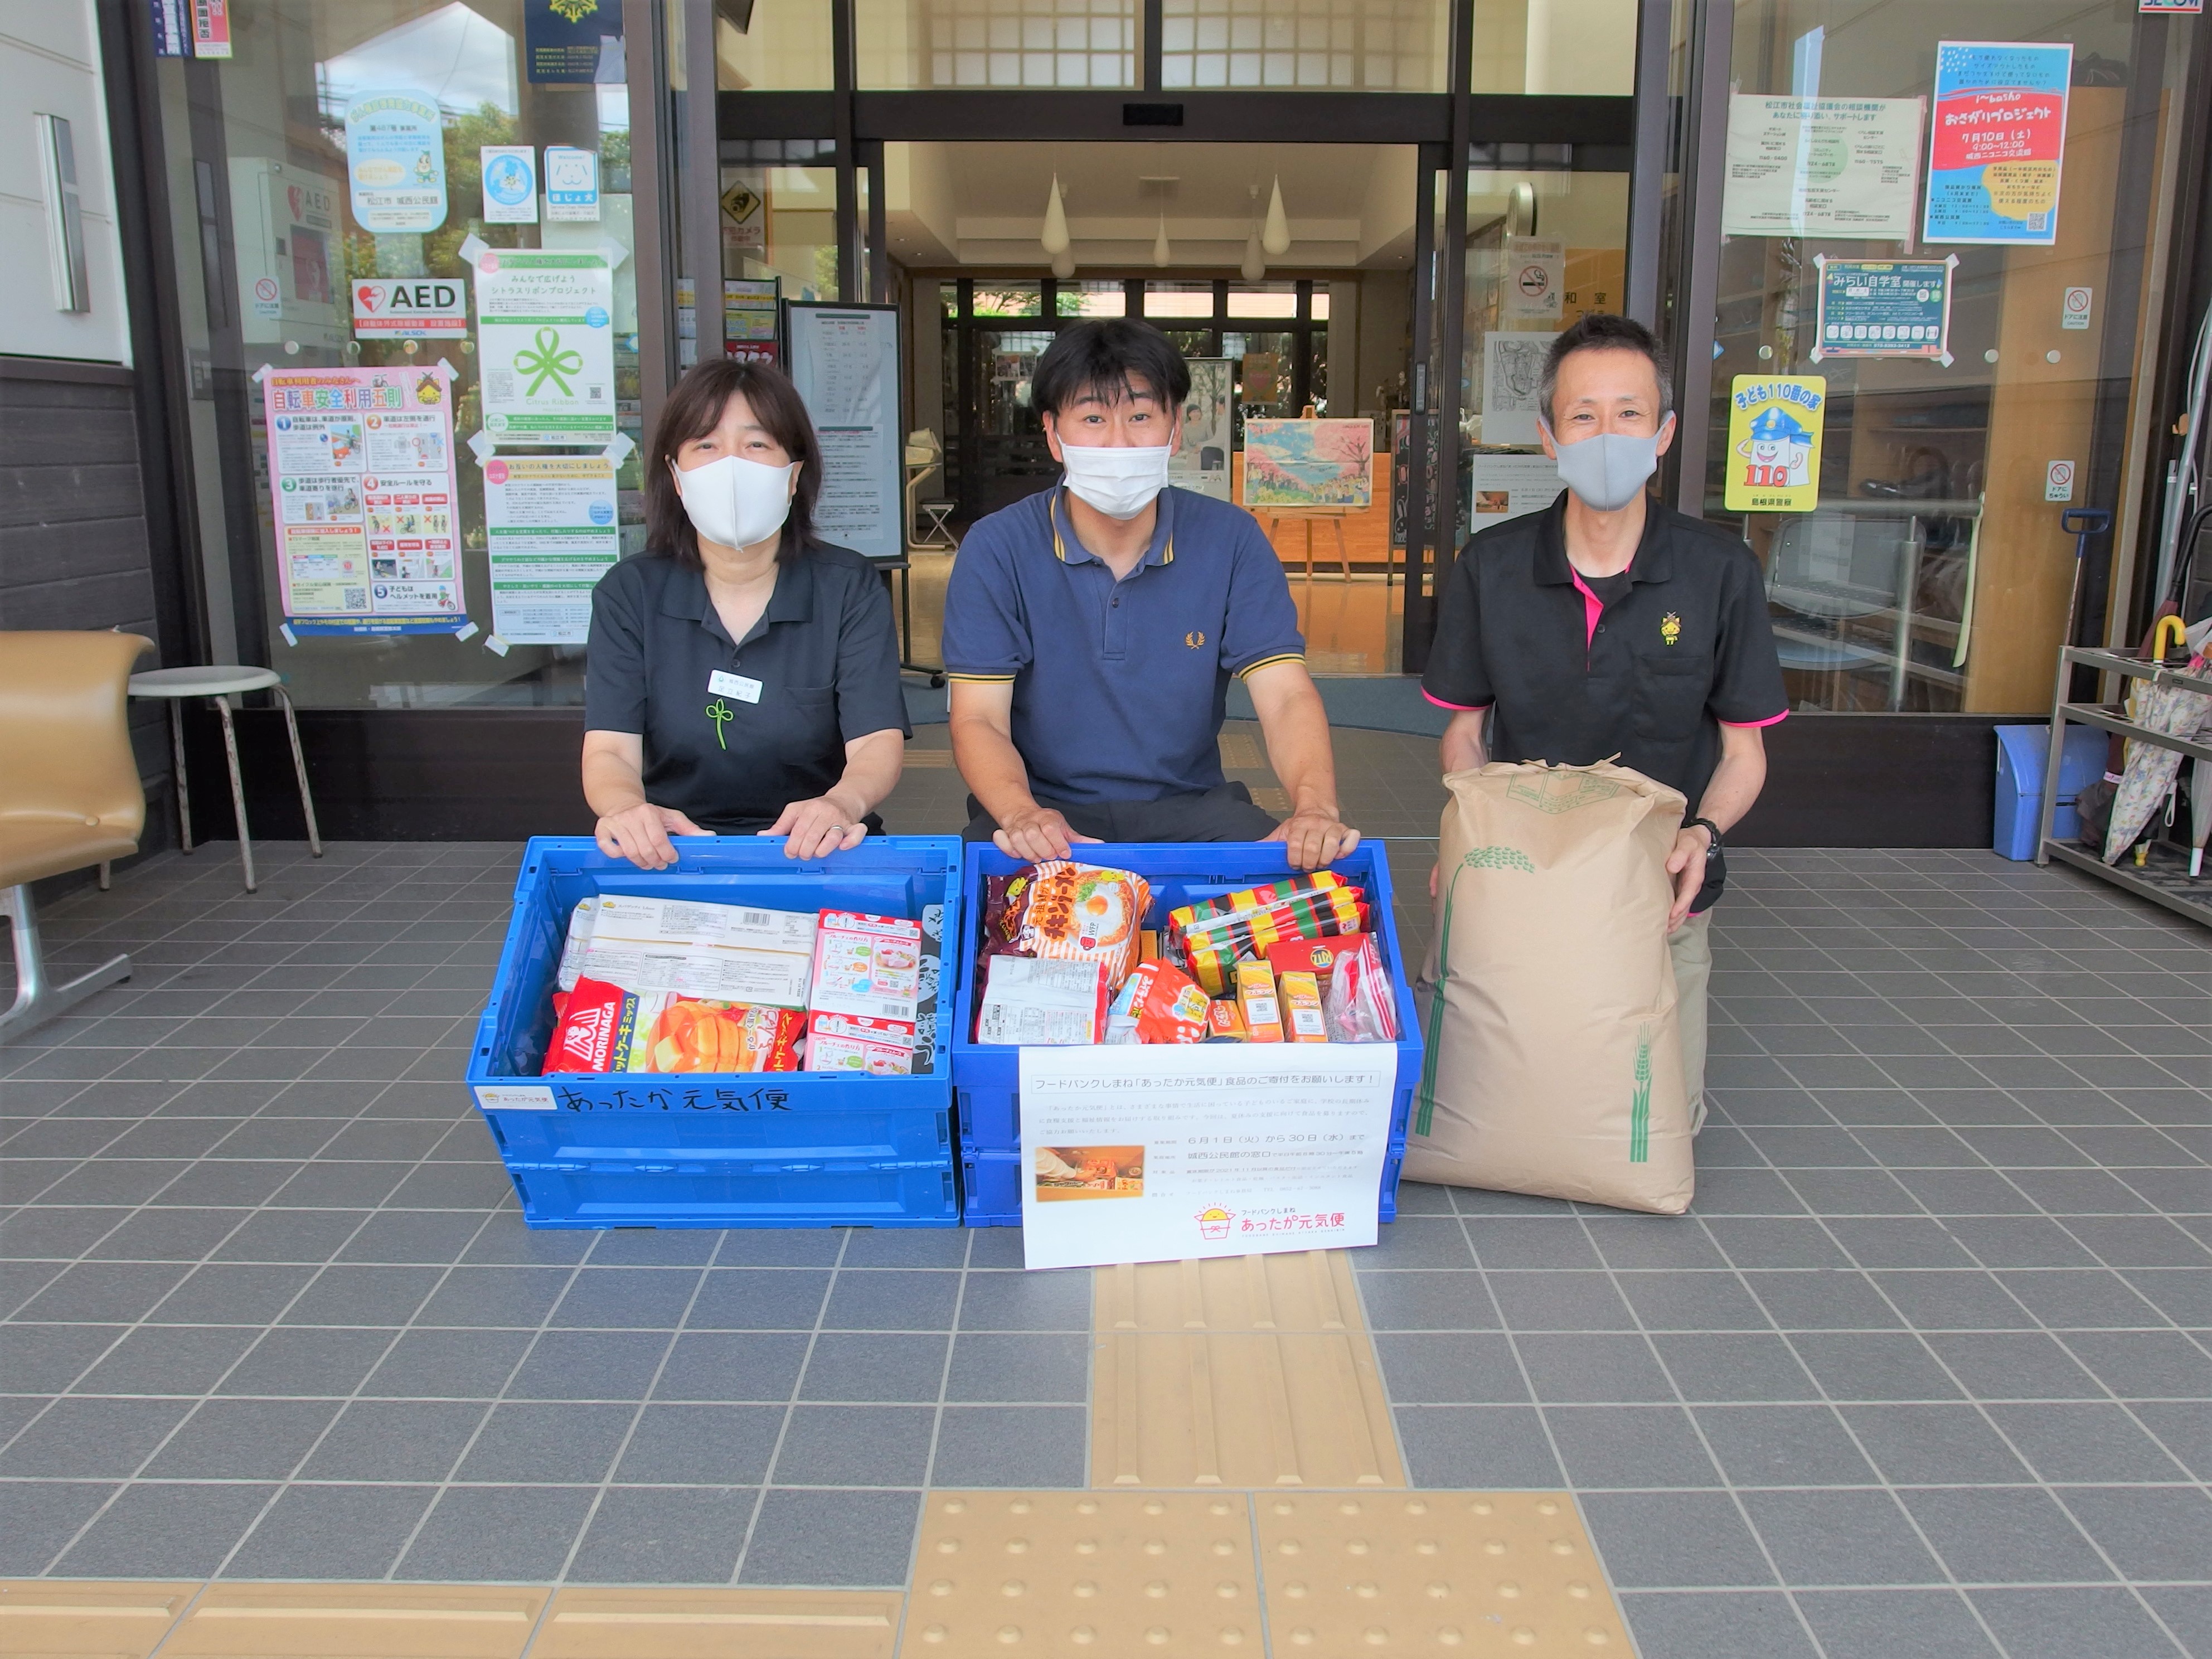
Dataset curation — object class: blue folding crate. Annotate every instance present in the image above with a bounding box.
[961,1140,1409,1229]
[950,842,1422,1226]
[466,835,963,1229]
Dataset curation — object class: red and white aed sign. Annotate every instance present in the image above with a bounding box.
[2045,459,2076,502]
[351,279,468,338]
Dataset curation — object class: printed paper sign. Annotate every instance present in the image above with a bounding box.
[344,91,448,234]
[351,277,467,338]
[721,169,765,254]
[1924,41,2073,246]
[1501,236,1564,322]
[2045,459,2075,502]
[1170,358,1234,501]
[474,248,617,444]
[261,366,465,636]
[481,454,620,644]
[1721,96,1923,239]
[480,145,539,225]
[1724,376,1827,513]
[1479,331,1561,448]
[1812,256,1957,362]
[191,0,231,57]
[525,0,624,83]
[1017,1045,1394,1271]
[2061,286,2093,330]
[1467,453,1565,526]
[786,304,903,561]
[544,145,600,222]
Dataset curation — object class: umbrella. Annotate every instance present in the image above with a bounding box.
[2104,619,2212,864]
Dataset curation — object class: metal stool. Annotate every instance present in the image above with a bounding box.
[913,498,958,550]
[128,666,322,892]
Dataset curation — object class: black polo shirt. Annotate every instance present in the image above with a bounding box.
[1421,492,1787,909]
[584,544,910,832]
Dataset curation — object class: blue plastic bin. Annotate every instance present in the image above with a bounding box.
[466,835,963,1229]
[950,842,1422,1228]
[1993,724,2107,860]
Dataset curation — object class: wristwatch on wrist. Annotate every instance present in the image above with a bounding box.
[1690,816,1724,851]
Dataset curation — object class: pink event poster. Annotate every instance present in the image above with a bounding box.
[261,364,468,636]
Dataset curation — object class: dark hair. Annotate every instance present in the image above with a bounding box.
[1540,313,1675,428]
[644,360,822,566]
[1031,319,1191,418]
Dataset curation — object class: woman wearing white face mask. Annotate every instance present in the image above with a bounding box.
[581,361,908,870]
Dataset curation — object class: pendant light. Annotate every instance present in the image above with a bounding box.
[1240,229,1266,283]
[1262,175,1291,256]
[1050,246,1075,279]
[1040,174,1069,255]
[1153,212,1171,268]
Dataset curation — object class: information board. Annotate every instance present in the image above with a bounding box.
[482,454,619,646]
[469,244,618,445]
[785,302,904,561]
[1720,96,1923,240]
[1812,255,1958,362]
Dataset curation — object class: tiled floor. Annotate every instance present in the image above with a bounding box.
[2,812,2208,1655]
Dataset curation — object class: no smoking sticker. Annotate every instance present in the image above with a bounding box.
[2061,287,2093,330]
[2045,459,2076,502]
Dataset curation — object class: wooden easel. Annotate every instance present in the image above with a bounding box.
[1265,508,1354,580]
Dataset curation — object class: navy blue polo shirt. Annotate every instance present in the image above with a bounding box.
[942,485,1304,806]
[585,544,910,832]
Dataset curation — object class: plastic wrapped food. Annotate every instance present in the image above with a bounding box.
[544,977,804,1074]
[1169,874,1368,995]
[1118,959,1212,1045]
[977,955,1110,1045]
[1017,862,1153,991]
[1321,935,1399,1044]
[1236,960,1284,1044]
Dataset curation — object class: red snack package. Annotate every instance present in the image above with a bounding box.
[1121,959,1212,1045]
[1264,934,1369,991]
[543,976,805,1074]
[1321,935,1400,1044]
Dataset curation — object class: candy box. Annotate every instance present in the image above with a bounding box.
[806,1011,917,1075]
[810,911,923,1024]
[1264,934,1369,990]
[1236,960,1284,1044]
[1280,970,1328,1042]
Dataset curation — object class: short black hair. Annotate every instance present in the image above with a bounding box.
[1540,313,1674,428]
[1030,319,1191,419]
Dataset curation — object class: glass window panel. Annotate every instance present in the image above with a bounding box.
[1310,292,1331,321]
[1470,0,1636,95]
[858,0,1137,88]
[1058,282,1128,317]
[940,281,962,318]
[716,0,835,89]
[1228,284,1298,318]
[973,283,1042,317]
[1161,0,1448,92]
[721,164,839,305]
[1146,282,1218,319]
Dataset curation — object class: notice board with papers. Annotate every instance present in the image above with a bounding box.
[786,302,904,563]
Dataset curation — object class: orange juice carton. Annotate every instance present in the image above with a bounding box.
[1280,970,1328,1042]
[1235,960,1283,1044]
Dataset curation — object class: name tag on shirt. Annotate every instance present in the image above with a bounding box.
[709,670,762,704]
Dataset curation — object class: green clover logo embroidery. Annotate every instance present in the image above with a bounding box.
[705,698,735,749]
[516,327,583,397]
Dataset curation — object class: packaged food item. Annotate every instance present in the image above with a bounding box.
[1280,970,1328,1042]
[1017,861,1153,991]
[909,903,944,1071]
[1322,934,1400,1044]
[981,867,1039,951]
[557,894,817,1007]
[1115,959,1212,1045]
[1205,998,1248,1041]
[977,955,1110,1045]
[1264,934,1368,991]
[1170,874,1368,995]
[1235,960,1283,1044]
[544,976,804,1074]
[809,911,923,1025]
[805,1011,915,1075]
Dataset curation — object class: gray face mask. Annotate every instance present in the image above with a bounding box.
[1544,417,1674,512]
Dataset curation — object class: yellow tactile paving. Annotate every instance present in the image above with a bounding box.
[900,1490,1260,1656]
[531,1587,900,1657]
[0,1580,196,1657]
[156,1582,547,1657]
[1254,1492,1631,1654]
[1092,1251,1406,1489]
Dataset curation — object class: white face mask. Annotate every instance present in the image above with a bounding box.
[1058,442,1172,520]
[1541,417,1673,513]
[672,454,796,551]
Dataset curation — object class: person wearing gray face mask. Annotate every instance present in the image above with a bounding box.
[1420,314,1788,1133]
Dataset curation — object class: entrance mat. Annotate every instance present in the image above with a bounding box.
[1092,1251,1405,1489]
[903,1488,1629,1655]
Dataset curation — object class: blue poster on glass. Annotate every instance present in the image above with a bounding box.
[1812,255,1959,365]
[523,0,624,84]
[1923,41,2072,246]
[344,91,448,235]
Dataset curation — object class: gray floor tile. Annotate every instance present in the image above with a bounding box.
[456,1400,635,1483]
[932,1404,1086,1487]
[941,1331,1086,1406]
[211,1208,371,1263]
[1740,1488,1943,1587]
[2063,1331,2212,1400]
[1927,1331,2108,1400]
[712,1231,846,1268]
[0,1478,117,1574]
[1354,1269,1501,1331]
[224,1482,435,1579]
[74,1324,261,1395]
[1487,1270,1634,1331]
[1466,1217,1604,1270]
[685,1268,832,1331]
[840,1230,969,1268]
[1617,1272,1774,1332]
[1968,1587,2188,1659]
[217,1326,396,1397]
[1794,1589,2001,1658]
[550,1267,703,1330]
[145,1263,314,1325]
[770,1404,933,1487]
[301,1398,489,1480]
[1789,1331,1962,1401]
[1988,1401,2194,1483]
[1652,1332,1821,1404]
[1544,1404,1722,1488]
[1617,1590,1819,1659]
[1694,1403,1878,1487]
[569,1485,753,1584]
[0,1396,192,1478]
[1997,1268,2165,1329]
[142,1397,338,1479]
[1869,1269,2037,1331]
[2133,1402,2212,1481]
[1516,1333,1676,1404]
[1394,1405,1564,1488]
[1840,1403,2039,1485]
[1748,1270,1904,1331]
[1357,1216,1476,1268]
[2141,1586,2212,1658]
[1375,1332,1530,1404]
[2059,1484,2212,1583]
[1580,1491,1777,1588]
[821,1269,961,1331]
[506,1330,672,1401]
[1585,1216,1732,1270]
[84,1207,251,1262]
[1900,1486,2114,1584]
[798,1333,948,1404]
[54,1480,276,1577]
[411,1265,573,1328]
[279,1263,444,1327]
[17,1260,191,1323]
[363,1328,532,1399]
[395,1483,594,1582]
[740,1486,919,1587]
[653,1333,809,1403]
[616,1404,783,1485]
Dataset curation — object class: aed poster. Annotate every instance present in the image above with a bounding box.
[261,365,465,636]
[1720,96,1924,241]
[1724,376,1827,513]
[473,248,617,444]
[482,455,619,645]
[343,91,447,234]
[351,276,467,339]
[1923,41,2073,246]
[1812,255,1957,362]
[787,303,904,562]
[1017,1045,1394,1271]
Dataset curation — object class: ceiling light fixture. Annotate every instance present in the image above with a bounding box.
[1040,174,1069,255]
[1240,185,1265,282]
[1050,246,1075,279]
[1153,211,1171,268]
[1262,175,1291,256]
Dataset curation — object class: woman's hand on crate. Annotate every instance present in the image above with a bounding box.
[596,803,709,870]
[763,792,871,860]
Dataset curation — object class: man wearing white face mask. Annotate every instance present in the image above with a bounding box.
[943,321,1357,869]
[1422,314,1787,1129]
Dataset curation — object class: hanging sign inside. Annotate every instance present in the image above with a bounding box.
[261,365,466,636]
[344,91,448,234]
[1811,255,1958,363]
[1724,376,1827,513]
[1923,41,2073,246]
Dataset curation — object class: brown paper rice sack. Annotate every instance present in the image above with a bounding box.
[1405,759,1695,1215]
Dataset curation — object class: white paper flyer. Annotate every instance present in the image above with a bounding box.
[1721,95,1924,240]
[481,454,620,644]
[473,248,617,444]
